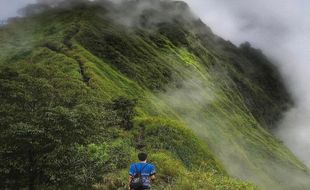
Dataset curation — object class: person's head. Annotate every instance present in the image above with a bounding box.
[138,152,148,162]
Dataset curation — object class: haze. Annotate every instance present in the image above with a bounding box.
[0,0,35,20]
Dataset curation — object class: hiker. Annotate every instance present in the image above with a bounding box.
[128,152,156,190]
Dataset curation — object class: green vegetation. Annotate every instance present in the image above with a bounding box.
[0,0,309,190]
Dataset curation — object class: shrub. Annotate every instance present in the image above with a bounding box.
[149,151,186,183]
[133,117,222,173]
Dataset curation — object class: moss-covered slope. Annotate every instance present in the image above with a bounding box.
[0,0,309,190]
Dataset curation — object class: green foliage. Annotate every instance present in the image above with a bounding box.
[134,117,222,172]
[238,42,293,128]
[92,151,257,190]
[150,151,186,183]
[0,1,309,190]
[70,141,133,188]
[164,171,258,190]
[73,144,110,186]
[75,12,175,90]
[108,97,137,130]
[93,170,129,190]
[0,66,105,189]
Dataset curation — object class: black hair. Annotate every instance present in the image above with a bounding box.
[138,152,148,161]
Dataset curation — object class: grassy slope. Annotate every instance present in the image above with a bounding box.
[0,1,309,189]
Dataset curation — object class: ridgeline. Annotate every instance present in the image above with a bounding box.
[0,0,309,190]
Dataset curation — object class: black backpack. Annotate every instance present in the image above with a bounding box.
[130,164,149,189]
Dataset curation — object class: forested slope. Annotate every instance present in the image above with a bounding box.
[0,1,309,190]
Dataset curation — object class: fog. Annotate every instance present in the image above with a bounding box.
[0,0,35,20]
[184,0,310,167]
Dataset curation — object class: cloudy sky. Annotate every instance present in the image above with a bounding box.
[1,0,310,166]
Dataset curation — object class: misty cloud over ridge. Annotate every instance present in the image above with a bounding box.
[0,0,90,20]
[185,0,310,167]
[0,0,35,20]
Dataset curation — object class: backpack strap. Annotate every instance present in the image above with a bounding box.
[140,163,149,174]
[134,164,139,176]
[134,163,149,176]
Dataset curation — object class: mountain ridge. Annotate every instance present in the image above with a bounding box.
[0,0,309,190]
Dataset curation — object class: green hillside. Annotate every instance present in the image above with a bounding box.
[0,0,309,190]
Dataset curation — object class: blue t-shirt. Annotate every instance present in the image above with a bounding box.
[129,162,156,188]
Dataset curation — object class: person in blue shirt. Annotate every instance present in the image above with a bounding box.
[128,152,156,190]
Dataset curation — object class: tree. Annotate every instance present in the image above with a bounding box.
[0,66,104,189]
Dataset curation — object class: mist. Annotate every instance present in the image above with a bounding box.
[0,0,35,20]
[184,0,310,167]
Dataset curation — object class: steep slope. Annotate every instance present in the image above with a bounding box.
[0,0,309,190]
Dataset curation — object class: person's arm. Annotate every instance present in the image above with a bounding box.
[150,174,156,181]
[150,165,156,181]
[128,164,135,190]
[128,175,133,182]
[128,175,133,190]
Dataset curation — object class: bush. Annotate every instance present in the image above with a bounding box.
[107,97,137,130]
[0,66,105,189]
[133,117,222,173]
[149,151,185,183]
